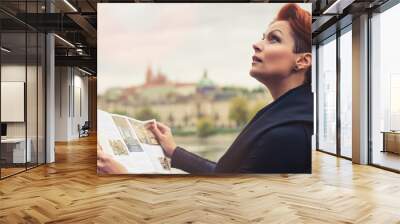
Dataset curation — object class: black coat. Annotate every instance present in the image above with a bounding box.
[171,84,314,173]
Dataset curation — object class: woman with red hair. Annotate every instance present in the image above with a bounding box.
[98,3,313,173]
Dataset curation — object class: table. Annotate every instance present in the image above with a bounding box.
[381,131,400,154]
[1,138,31,163]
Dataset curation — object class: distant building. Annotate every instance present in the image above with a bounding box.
[98,65,270,129]
[144,66,168,86]
[196,70,216,95]
[121,66,219,101]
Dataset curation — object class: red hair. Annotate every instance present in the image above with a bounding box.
[275,3,312,83]
[275,3,311,54]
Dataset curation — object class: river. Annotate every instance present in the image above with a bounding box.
[174,132,240,162]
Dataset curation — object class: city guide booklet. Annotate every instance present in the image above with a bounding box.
[98,110,184,174]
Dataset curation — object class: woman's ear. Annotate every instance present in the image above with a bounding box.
[295,53,312,72]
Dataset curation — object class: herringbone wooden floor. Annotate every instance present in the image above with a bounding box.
[1,135,400,224]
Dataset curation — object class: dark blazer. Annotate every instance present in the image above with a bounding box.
[171,84,314,173]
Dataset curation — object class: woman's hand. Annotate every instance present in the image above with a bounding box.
[97,145,127,174]
[146,122,177,158]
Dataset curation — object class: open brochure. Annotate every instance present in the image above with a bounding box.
[97,110,184,174]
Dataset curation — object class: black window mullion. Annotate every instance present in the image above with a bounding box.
[0,23,2,179]
[36,0,39,167]
[367,11,373,165]
[24,0,27,171]
[336,28,341,157]
[315,44,319,151]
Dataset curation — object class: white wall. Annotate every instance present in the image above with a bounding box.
[1,65,40,138]
[1,65,27,144]
[55,66,70,141]
[1,63,47,164]
[55,67,89,141]
[71,73,89,138]
[1,65,26,133]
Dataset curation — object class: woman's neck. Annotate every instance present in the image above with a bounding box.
[264,76,305,100]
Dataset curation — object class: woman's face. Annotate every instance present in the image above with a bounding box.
[250,20,298,83]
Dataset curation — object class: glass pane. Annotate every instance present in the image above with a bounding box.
[38,32,45,165]
[26,0,38,169]
[27,31,38,169]
[371,4,400,171]
[339,29,352,158]
[0,1,46,178]
[1,31,27,177]
[318,36,337,154]
[312,45,317,150]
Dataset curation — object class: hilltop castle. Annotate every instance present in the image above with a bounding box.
[144,66,168,86]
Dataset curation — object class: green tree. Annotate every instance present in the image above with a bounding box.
[196,116,215,138]
[249,100,266,120]
[167,113,175,128]
[183,113,190,127]
[134,106,160,121]
[213,112,220,127]
[229,96,249,127]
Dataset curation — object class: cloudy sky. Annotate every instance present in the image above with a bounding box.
[97,3,311,94]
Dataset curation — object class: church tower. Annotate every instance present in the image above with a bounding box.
[145,65,153,84]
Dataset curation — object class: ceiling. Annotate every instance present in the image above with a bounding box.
[0,0,393,75]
